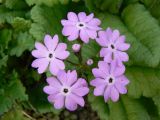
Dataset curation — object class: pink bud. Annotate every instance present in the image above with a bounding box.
[87,59,93,66]
[72,44,81,52]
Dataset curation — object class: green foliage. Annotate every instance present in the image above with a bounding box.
[121,95,150,120]
[88,93,109,120]
[0,107,30,120]
[30,4,68,41]
[0,0,160,119]
[10,32,34,57]
[85,0,123,14]
[0,71,28,115]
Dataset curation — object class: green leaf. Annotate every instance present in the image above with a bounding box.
[141,0,160,23]
[88,93,109,120]
[81,40,100,63]
[0,107,30,120]
[4,0,28,10]
[108,100,127,120]
[0,5,25,24]
[28,82,60,114]
[25,0,70,6]
[85,0,123,14]
[11,17,31,32]
[0,28,12,49]
[122,3,160,68]
[30,4,68,41]
[126,67,160,98]
[121,95,150,120]
[0,71,28,115]
[153,95,160,116]
[10,32,34,57]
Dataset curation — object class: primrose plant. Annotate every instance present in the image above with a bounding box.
[31,12,130,111]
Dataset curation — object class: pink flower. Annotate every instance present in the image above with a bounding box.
[87,59,93,66]
[96,28,130,66]
[61,12,101,43]
[43,70,89,111]
[72,43,81,52]
[90,61,129,102]
[31,34,70,75]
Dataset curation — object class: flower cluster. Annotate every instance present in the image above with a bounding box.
[31,12,130,111]
[90,28,130,102]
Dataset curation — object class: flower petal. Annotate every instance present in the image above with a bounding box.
[54,59,65,69]
[98,61,110,75]
[80,29,89,43]
[31,49,47,58]
[100,48,108,57]
[116,43,130,51]
[61,19,75,26]
[56,70,67,85]
[32,58,49,74]
[86,29,97,39]
[72,87,89,96]
[65,95,77,111]
[115,81,127,94]
[44,34,59,51]
[111,87,119,102]
[78,12,86,22]
[67,12,78,22]
[110,29,120,43]
[62,26,78,37]
[104,86,111,102]
[84,13,94,22]
[110,60,125,77]
[93,84,106,96]
[66,70,77,86]
[71,94,85,107]
[43,86,59,94]
[71,78,88,90]
[49,59,65,75]
[35,42,47,51]
[90,78,106,87]
[103,51,112,63]
[46,77,62,88]
[54,93,65,109]
[67,28,79,41]
[92,68,106,79]
[116,51,129,62]
[96,31,108,47]
[88,18,101,25]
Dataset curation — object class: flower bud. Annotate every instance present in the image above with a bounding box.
[72,44,81,52]
[87,59,93,66]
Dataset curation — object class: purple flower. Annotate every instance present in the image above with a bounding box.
[72,43,81,52]
[90,61,129,102]
[61,12,101,43]
[43,70,89,111]
[87,59,93,66]
[31,34,70,75]
[96,28,130,66]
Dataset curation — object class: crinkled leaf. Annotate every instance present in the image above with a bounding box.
[30,4,68,41]
[4,0,28,10]
[0,5,25,24]
[10,32,34,57]
[0,71,28,115]
[11,17,31,31]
